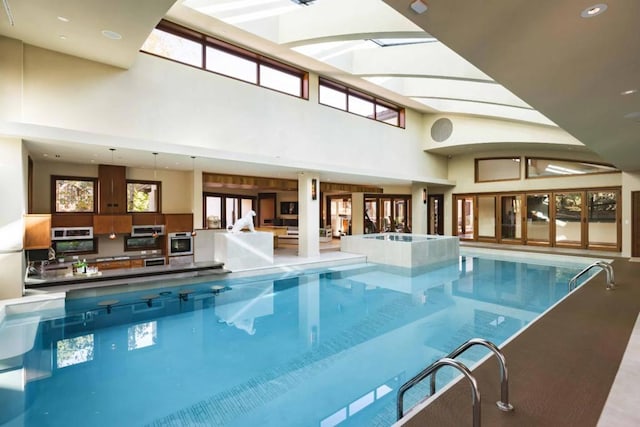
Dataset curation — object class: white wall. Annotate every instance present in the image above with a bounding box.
[18,44,448,185]
[622,172,640,257]
[0,138,28,299]
[423,114,584,151]
[0,37,22,122]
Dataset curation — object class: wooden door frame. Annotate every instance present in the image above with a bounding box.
[427,194,444,235]
[633,191,640,257]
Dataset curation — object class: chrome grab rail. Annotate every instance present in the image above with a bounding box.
[568,261,615,291]
[396,338,513,425]
[397,358,480,426]
[431,338,514,412]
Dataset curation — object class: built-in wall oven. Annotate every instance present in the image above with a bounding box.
[168,232,193,256]
[51,227,96,255]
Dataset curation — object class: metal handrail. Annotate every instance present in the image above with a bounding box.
[397,358,481,426]
[568,261,615,291]
[431,338,514,412]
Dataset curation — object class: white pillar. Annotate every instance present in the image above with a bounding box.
[412,183,428,234]
[297,172,320,257]
[351,193,364,234]
[0,138,28,299]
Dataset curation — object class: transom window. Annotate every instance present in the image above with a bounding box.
[319,78,405,128]
[526,157,618,178]
[141,20,308,99]
[475,158,521,182]
[52,176,97,213]
[127,180,161,213]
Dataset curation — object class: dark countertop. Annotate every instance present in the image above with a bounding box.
[25,261,228,289]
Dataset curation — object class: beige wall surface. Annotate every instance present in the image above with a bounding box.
[0,37,23,122]
[18,45,448,185]
[32,161,192,214]
[622,172,640,257]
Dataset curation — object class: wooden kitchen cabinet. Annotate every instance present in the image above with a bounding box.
[99,164,127,214]
[165,213,194,233]
[24,214,52,249]
[51,214,93,228]
[96,260,131,270]
[93,214,132,235]
[130,259,144,268]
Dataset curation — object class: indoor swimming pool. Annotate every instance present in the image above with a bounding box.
[0,251,601,427]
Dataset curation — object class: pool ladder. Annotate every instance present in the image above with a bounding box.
[397,338,513,426]
[568,261,615,292]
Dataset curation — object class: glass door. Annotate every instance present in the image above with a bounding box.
[525,193,550,245]
[455,196,475,240]
[477,195,496,241]
[394,199,408,232]
[554,192,585,247]
[364,197,378,234]
[329,196,351,236]
[587,190,618,250]
[381,198,392,231]
[428,195,444,235]
[500,195,522,243]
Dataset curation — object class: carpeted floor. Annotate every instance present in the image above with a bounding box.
[399,254,640,427]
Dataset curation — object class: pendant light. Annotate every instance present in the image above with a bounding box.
[190,156,197,237]
[152,152,159,239]
[108,148,117,240]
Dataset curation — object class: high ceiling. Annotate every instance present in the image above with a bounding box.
[1,0,638,173]
[384,0,640,171]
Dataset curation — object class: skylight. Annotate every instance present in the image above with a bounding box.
[370,37,436,47]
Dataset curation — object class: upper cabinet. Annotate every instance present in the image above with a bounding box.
[99,165,126,214]
[24,214,52,249]
[93,214,132,235]
[165,213,194,233]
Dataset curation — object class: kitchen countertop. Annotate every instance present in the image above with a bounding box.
[25,261,228,289]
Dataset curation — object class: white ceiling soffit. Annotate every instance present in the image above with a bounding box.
[0,0,176,68]
[184,0,556,127]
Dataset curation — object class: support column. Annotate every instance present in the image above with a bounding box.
[298,172,320,257]
[0,138,28,299]
[412,183,428,234]
[351,193,364,234]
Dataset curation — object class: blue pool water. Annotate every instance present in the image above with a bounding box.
[0,254,597,427]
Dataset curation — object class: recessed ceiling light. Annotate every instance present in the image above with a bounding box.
[59,35,67,40]
[101,29,122,40]
[621,89,638,96]
[43,153,48,157]
[410,0,428,14]
[581,3,607,18]
[57,16,70,22]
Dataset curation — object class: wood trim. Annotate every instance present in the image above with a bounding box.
[632,192,640,257]
[202,173,383,194]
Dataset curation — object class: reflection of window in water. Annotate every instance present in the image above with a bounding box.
[128,321,158,350]
[56,334,94,368]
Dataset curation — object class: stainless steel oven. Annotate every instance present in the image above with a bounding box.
[168,232,193,256]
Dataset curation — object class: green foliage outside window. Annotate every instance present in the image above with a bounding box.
[127,182,158,212]
[56,179,94,212]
